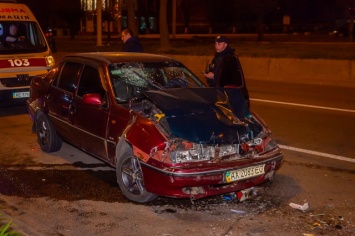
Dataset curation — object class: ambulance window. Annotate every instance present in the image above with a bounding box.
[0,21,47,53]
[0,23,4,45]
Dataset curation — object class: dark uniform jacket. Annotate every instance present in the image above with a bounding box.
[207,45,250,107]
[123,37,143,52]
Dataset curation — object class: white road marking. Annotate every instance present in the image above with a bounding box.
[279,144,355,163]
[250,98,354,162]
[250,98,355,113]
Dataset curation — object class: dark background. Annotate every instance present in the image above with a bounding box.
[17,0,355,37]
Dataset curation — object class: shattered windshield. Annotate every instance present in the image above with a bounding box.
[109,61,205,102]
[0,21,47,53]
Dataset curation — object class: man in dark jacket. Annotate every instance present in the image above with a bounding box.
[121,28,143,52]
[203,35,250,107]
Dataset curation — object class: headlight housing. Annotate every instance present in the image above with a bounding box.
[169,140,239,163]
[45,56,55,67]
[164,133,272,164]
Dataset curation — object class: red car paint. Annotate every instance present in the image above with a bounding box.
[27,52,283,203]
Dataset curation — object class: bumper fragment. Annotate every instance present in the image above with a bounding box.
[141,148,283,199]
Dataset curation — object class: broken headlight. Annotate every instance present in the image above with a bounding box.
[169,140,239,163]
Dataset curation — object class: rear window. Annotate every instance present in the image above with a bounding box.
[0,21,47,54]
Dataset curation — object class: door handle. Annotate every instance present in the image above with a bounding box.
[69,104,76,113]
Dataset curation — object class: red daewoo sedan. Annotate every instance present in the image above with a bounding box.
[26,52,283,203]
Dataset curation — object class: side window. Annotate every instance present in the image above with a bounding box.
[57,62,81,93]
[46,62,66,85]
[44,68,57,84]
[50,63,64,86]
[77,65,105,98]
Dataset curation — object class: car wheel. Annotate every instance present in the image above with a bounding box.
[36,113,62,153]
[116,145,157,203]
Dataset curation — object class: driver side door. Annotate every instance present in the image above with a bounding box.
[69,64,110,161]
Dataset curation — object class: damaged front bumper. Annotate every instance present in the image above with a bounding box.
[141,147,283,199]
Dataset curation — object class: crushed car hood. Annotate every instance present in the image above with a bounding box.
[144,88,262,144]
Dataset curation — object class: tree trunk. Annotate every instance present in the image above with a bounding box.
[349,16,354,42]
[159,0,170,51]
[256,15,264,42]
[127,0,137,35]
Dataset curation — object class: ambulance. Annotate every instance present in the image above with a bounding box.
[0,0,55,105]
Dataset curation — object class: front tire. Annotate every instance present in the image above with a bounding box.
[36,113,62,153]
[116,145,157,203]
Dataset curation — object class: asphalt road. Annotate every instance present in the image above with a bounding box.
[0,80,354,235]
[247,80,355,160]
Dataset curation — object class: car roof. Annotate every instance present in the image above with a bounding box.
[62,52,179,64]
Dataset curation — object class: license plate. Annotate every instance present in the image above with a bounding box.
[12,91,30,98]
[225,164,265,183]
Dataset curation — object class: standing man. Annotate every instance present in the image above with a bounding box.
[121,28,143,52]
[203,35,249,107]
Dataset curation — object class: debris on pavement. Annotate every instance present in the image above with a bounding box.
[222,187,258,202]
[237,187,255,202]
[311,221,322,229]
[230,209,245,214]
[309,213,325,217]
[222,192,237,201]
[289,202,310,212]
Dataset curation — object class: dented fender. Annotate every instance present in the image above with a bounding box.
[124,115,168,163]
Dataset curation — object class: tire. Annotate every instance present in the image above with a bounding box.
[36,113,62,153]
[116,145,157,203]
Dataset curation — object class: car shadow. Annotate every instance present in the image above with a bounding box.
[0,104,28,117]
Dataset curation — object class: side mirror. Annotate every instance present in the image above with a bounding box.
[82,93,103,106]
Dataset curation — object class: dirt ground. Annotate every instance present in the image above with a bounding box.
[1,150,354,236]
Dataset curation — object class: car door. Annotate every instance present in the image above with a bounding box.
[69,64,110,161]
[45,61,81,140]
